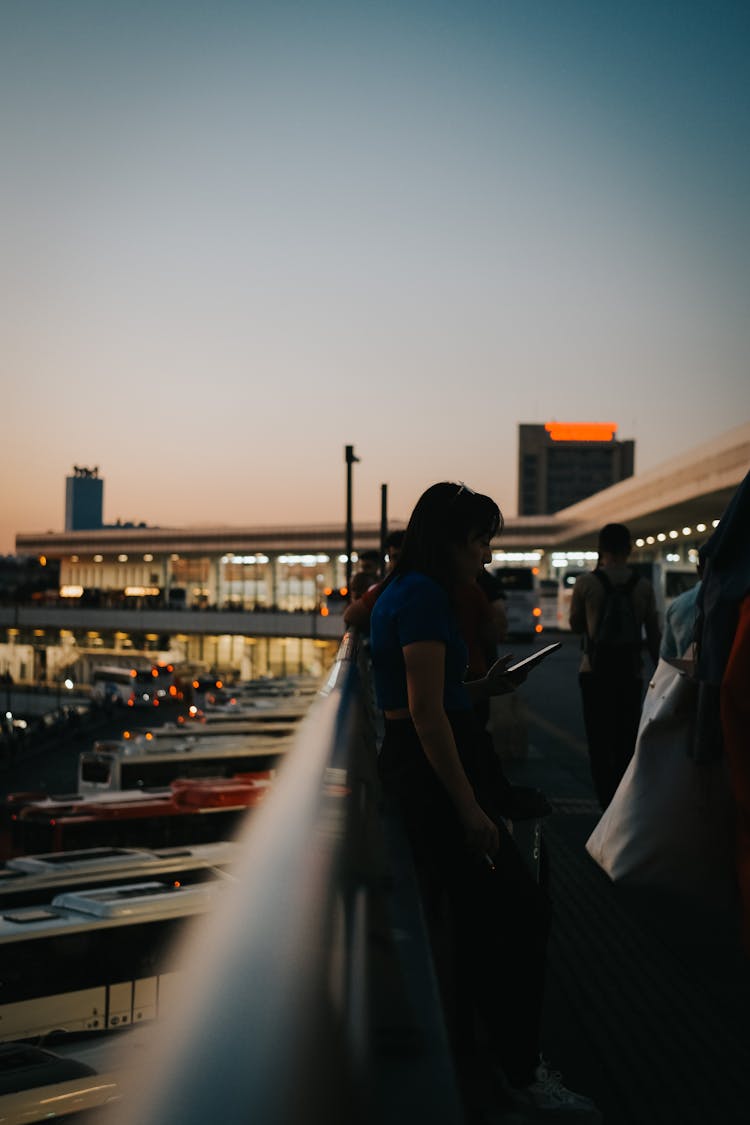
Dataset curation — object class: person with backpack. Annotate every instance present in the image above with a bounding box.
[569,522,661,809]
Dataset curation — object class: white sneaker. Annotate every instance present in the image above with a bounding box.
[511,1059,602,1121]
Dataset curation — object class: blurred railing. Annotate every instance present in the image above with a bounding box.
[104,628,463,1125]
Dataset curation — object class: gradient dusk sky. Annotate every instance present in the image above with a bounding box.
[2,1,748,554]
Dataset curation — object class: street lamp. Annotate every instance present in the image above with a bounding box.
[344,445,360,594]
[380,483,388,573]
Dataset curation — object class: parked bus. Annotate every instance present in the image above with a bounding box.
[2,777,272,859]
[630,561,700,620]
[538,578,560,632]
[79,733,289,794]
[0,1039,121,1122]
[319,587,349,617]
[0,840,240,908]
[91,664,183,709]
[555,568,589,632]
[0,879,224,1043]
[145,662,182,702]
[488,566,543,640]
[91,666,138,707]
[122,718,299,743]
[555,561,700,631]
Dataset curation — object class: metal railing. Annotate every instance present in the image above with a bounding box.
[102,629,463,1125]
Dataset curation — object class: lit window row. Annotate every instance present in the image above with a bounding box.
[550,551,599,567]
[491,551,542,563]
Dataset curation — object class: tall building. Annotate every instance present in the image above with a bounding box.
[65,466,104,531]
[517,423,634,515]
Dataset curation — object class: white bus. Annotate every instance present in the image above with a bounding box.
[488,566,543,640]
[555,562,700,631]
[0,1029,151,1123]
[0,841,240,909]
[538,579,560,632]
[4,779,272,857]
[91,666,138,706]
[125,717,299,742]
[555,568,589,632]
[631,561,700,620]
[78,734,289,794]
[91,664,183,709]
[0,879,224,1043]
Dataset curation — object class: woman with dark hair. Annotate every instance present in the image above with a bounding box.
[370,482,598,1122]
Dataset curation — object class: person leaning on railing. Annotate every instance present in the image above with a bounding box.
[369,482,601,1122]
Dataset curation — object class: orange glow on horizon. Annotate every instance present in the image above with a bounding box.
[544,422,617,442]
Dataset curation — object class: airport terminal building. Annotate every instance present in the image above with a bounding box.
[4,422,748,684]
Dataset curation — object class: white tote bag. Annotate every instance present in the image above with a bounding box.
[585,658,735,907]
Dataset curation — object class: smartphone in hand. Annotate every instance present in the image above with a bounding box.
[505,642,562,675]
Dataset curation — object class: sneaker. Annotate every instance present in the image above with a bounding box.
[510,1059,602,1121]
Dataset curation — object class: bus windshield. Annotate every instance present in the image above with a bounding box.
[493,567,535,592]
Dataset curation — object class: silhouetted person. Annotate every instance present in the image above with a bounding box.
[371,482,599,1120]
[348,549,382,601]
[570,523,661,809]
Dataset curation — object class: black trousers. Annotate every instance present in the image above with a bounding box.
[379,712,550,1087]
[579,670,643,810]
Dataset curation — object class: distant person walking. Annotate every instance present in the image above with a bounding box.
[570,523,661,809]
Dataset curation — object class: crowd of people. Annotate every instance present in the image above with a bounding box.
[343,469,750,1125]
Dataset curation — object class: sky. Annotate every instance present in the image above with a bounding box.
[2,0,749,554]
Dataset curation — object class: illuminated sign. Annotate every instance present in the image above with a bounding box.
[544,423,617,442]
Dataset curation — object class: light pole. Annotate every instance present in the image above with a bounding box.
[380,483,388,575]
[345,445,359,594]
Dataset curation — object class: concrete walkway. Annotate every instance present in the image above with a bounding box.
[504,712,750,1125]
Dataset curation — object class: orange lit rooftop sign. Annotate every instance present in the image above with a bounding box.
[544,422,617,442]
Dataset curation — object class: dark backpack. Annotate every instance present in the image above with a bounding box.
[586,570,642,674]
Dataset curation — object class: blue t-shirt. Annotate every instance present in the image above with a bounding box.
[370,572,471,712]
